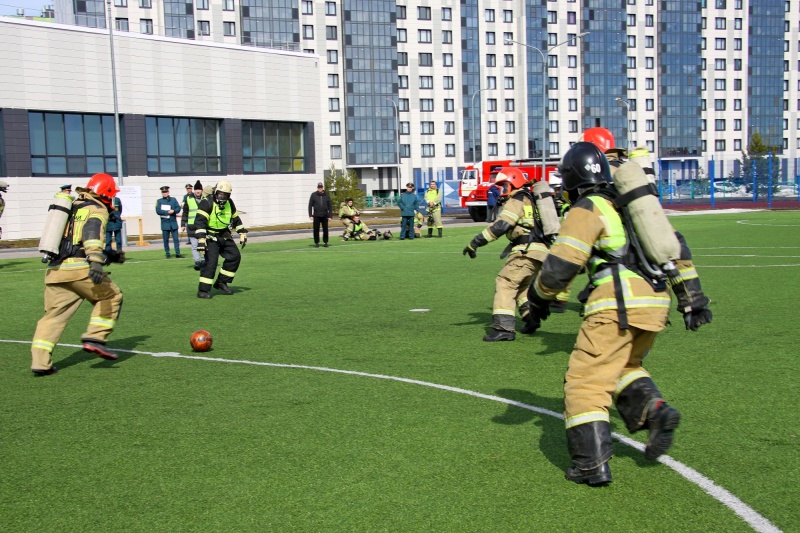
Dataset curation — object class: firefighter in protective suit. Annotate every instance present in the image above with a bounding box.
[194,181,247,299]
[463,168,557,342]
[528,143,712,486]
[30,173,126,376]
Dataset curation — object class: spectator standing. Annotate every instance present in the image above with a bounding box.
[308,182,332,248]
[59,184,74,198]
[155,186,183,258]
[181,180,204,270]
[104,196,123,252]
[424,180,443,238]
[397,183,418,240]
[487,183,500,222]
[180,183,193,244]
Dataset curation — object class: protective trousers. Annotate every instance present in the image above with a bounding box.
[198,237,241,292]
[31,277,123,371]
[564,315,658,424]
[427,209,442,229]
[492,255,542,332]
[341,218,354,237]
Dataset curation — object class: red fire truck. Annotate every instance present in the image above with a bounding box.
[458,158,561,221]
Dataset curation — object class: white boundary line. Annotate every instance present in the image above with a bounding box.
[0,339,783,533]
[736,220,800,227]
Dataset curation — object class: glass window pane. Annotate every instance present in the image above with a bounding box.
[67,156,86,174]
[266,123,278,156]
[176,118,191,156]
[278,123,291,156]
[84,115,103,156]
[147,157,159,173]
[86,156,105,173]
[160,156,176,173]
[47,156,67,174]
[29,113,46,155]
[266,158,279,172]
[205,120,219,155]
[291,124,304,157]
[254,158,267,172]
[157,117,175,156]
[65,114,85,156]
[243,159,252,172]
[279,158,292,172]
[252,123,265,157]
[293,158,305,171]
[105,157,117,174]
[191,157,206,172]
[176,157,191,173]
[102,115,117,155]
[207,157,220,172]
[146,117,159,155]
[31,157,46,173]
[45,113,66,156]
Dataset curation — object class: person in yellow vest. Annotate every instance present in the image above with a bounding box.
[343,214,380,241]
[181,180,204,270]
[194,181,248,298]
[528,143,712,486]
[338,197,360,238]
[413,210,424,238]
[424,180,443,238]
[30,173,126,375]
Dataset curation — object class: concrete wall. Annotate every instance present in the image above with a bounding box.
[0,18,323,240]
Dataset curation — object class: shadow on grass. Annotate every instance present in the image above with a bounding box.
[0,259,32,270]
[491,388,569,470]
[526,329,576,357]
[56,335,149,371]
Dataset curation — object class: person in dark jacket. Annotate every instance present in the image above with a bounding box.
[104,196,123,252]
[397,183,418,240]
[487,183,500,222]
[308,182,333,248]
[155,186,182,258]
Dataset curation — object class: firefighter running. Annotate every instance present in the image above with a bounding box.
[30,173,126,376]
[194,181,248,299]
[527,142,712,486]
[462,168,560,341]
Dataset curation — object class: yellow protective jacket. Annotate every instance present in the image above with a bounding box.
[45,189,109,284]
[339,203,360,220]
[424,188,442,211]
[467,187,549,262]
[531,193,698,331]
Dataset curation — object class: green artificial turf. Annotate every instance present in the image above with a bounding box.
[1,210,798,532]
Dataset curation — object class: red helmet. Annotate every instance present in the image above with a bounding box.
[494,168,530,197]
[580,127,615,153]
[86,173,120,203]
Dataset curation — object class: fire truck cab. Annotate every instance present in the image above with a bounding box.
[458,158,561,222]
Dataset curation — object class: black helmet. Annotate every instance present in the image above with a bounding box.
[559,142,612,197]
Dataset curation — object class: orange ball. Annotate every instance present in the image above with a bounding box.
[190,330,213,352]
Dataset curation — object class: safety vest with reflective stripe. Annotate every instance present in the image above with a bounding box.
[208,201,233,231]
[186,196,199,226]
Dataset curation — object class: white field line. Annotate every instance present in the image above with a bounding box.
[0,339,783,533]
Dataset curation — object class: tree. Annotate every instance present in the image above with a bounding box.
[728,132,781,199]
[325,163,365,209]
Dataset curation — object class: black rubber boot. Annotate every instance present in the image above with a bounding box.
[214,281,233,295]
[437,228,443,238]
[197,291,212,299]
[645,400,681,460]
[483,330,515,342]
[32,365,58,377]
[565,421,613,487]
[519,311,541,334]
[551,300,568,313]
[615,376,663,433]
[425,228,433,238]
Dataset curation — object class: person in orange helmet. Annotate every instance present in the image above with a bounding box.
[30,173,126,376]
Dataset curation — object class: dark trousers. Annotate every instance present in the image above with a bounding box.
[487,205,497,222]
[313,217,329,244]
[162,229,180,256]
[105,229,123,251]
[400,216,414,239]
[198,237,241,292]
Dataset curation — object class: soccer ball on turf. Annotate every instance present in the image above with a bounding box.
[190,330,213,352]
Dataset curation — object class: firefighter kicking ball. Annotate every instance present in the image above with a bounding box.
[190,330,213,352]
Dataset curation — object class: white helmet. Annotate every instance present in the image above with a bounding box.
[214,180,232,206]
[216,180,232,194]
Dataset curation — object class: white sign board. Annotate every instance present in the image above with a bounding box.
[117,185,143,218]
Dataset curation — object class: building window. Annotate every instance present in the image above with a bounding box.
[28,112,118,176]
[627,57,636,69]
[645,14,653,26]
[421,144,435,157]
[444,99,455,112]
[196,0,208,9]
[399,99,409,112]
[445,144,455,157]
[397,5,406,19]
[114,0,126,6]
[330,121,340,135]
[301,0,312,14]
[567,11,576,24]
[568,77,577,90]
[504,99,514,111]
[418,6,431,20]
[330,146,341,160]
[627,35,636,48]
[569,120,578,133]
[734,139,742,151]
[715,140,726,152]
[716,0,726,7]
[420,99,434,111]
[506,143,516,156]
[419,53,433,67]
[715,119,726,131]
[242,121,306,173]
[487,121,498,134]
[734,79,742,91]
[486,76,497,89]
[419,29,432,43]
[486,32,495,45]
[485,8,495,22]
[443,76,454,90]
[714,99,726,111]
[568,55,577,68]
[548,142,559,155]
[400,144,410,158]
[421,121,434,135]
[140,0,151,7]
[715,59,726,70]
[400,122,410,135]
[549,99,558,111]
[548,33,557,46]
[487,99,497,112]
[503,10,512,22]
[145,116,222,175]
[734,18,742,30]
[399,75,408,89]
[547,11,556,24]
[486,54,496,67]
[442,7,451,20]
[223,22,235,36]
[627,14,636,26]
[505,77,515,89]
[734,59,742,71]
[140,19,153,33]
[548,55,558,68]
[715,38,726,50]
[645,57,654,69]
[397,52,407,66]
[443,53,453,67]
[115,18,128,31]
[329,98,340,111]
[568,99,577,111]
[734,99,742,110]
[646,120,654,132]
[445,122,455,135]
[488,143,498,156]
[715,79,726,90]
[223,0,233,10]
[504,54,514,67]
[326,26,337,40]
[645,78,654,90]
[549,120,558,133]
[197,20,209,35]
[328,74,339,88]
[506,121,515,134]
[646,99,655,111]
[715,17,726,30]
[326,1,336,15]
[645,36,654,48]
[442,30,452,44]
[419,76,433,89]
[303,25,314,39]
[734,38,742,50]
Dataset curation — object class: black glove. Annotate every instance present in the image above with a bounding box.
[88,262,105,284]
[197,259,207,269]
[463,245,476,259]
[527,286,551,322]
[197,238,206,254]
[683,306,712,331]
[104,250,126,264]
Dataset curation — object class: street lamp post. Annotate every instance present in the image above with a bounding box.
[384,97,401,201]
[106,0,126,244]
[615,97,632,150]
[505,32,589,182]
[470,88,486,163]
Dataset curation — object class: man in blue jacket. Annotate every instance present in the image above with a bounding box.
[487,183,500,222]
[397,182,418,240]
[155,186,182,258]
